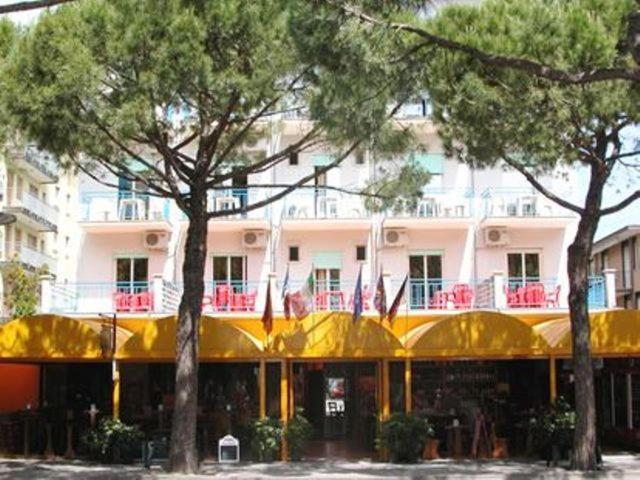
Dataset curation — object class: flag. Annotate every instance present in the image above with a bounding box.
[387,275,408,325]
[352,266,363,323]
[291,270,315,320]
[282,265,291,320]
[261,278,273,335]
[374,272,387,321]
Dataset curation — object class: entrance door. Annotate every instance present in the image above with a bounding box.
[213,255,246,291]
[116,257,148,293]
[507,252,540,288]
[409,253,443,308]
[315,268,341,310]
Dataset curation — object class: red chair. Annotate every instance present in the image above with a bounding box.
[214,284,231,311]
[451,283,474,309]
[113,291,131,312]
[524,283,545,308]
[546,285,561,308]
[133,291,153,312]
[229,292,245,312]
[429,290,449,309]
[348,285,372,310]
[323,290,345,310]
[244,290,257,312]
[315,292,327,310]
[505,286,523,307]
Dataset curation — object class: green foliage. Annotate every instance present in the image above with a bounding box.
[2,259,42,319]
[249,417,283,462]
[377,413,434,463]
[81,418,143,464]
[533,397,576,450]
[284,407,314,461]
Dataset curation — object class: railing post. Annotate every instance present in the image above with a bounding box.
[492,271,506,310]
[152,274,164,313]
[603,269,617,308]
[39,273,54,313]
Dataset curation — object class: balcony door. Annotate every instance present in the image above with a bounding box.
[507,252,540,288]
[116,256,148,293]
[213,255,247,293]
[409,254,443,308]
[118,177,149,220]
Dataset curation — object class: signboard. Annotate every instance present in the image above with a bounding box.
[218,434,240,463]
[325,377,345,416]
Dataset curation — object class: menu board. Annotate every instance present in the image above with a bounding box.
[325,377,345,416]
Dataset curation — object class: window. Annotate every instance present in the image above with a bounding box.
[40,240,45,253]
[355,150,365,165]
[213,255,247,290]
[288,152,299,165]
[507,252,540,287]
[288,246,299,262]
[116,257,149,293]
[409,253,443,308]
[27,234,37,249]
[622,240,632,288]
[28,184,38,197]
[356,245,366,261]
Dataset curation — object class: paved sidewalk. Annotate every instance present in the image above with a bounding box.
[1,455,640,479]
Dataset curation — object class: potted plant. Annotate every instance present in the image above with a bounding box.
[378,413,434,463]
[249,417,283,462]
[81,418,143,464]
[533,397,576,465]
[285,408,314,461]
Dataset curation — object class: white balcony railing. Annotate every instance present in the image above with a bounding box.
[388,188,473,219]
[4,242,56,270]
[482,187,571,218]
[80,192,170,222]
[282,189,367,220]
[5,189,58,228]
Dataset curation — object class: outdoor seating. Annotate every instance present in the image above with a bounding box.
[428,283,474,309]
[113,290,153,312]
[505,283,560,308]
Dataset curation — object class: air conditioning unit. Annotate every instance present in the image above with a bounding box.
[383,228,408,247]
[484,228,510,247]
[242,230,268,249]
[143,231,169,250]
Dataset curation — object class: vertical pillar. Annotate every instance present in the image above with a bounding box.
[404,358,412,413]
[611,372,616,427]
[280,360,289,461]
[112,361,120,419]
[381,359,390,421]
[603,269,617,308]
[39,273,54,313]
[259,359,267,419]
[492,271,506,310]
[627,373,633,430]
[152,274,164,313]
[549,357,557,404]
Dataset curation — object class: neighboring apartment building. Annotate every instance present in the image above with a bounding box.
[592,225,640,309]
[0,144,79,316]
[40,110,609,316]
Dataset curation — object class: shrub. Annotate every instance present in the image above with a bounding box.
[81,418,143,464]
[249,417,283,462]
[533,397,576,460]
[285,408,314,461]
[378,413,434,463]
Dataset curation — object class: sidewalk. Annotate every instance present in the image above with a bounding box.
[1,455,639,479]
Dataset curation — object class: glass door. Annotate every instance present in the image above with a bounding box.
[315,268,341,310]
[409,254,443,308]
[507,252,540,288]
[314,167,327,217]
[213,255,247,292]
[116,257,148,293]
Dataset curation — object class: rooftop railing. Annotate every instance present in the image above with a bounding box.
[79,191,170,222]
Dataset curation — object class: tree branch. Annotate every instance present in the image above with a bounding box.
[600,189,640,215]
[0,0,73,14]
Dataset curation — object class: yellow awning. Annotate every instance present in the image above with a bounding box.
[271,312,405,358]
[117,315,263,361]
[404,311,550,358]
[0,315,132,361]
[534,310,640,356]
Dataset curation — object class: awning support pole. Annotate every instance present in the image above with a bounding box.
[112,360,120,419]
[549,357,557,405]
[404,358,412,413]
[280,359,289,461]
[382,359,390,421]
[259,359,266,419]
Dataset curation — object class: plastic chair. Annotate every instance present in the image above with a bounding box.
[524,283,546,308]
[546,285,561,308]
[214,284,231,311]
[429,290,449,309]
[244,291,257,312]
[452,283,474,309]
[113,291,131,312]
[133,291,153,312]
[505,286,522,308]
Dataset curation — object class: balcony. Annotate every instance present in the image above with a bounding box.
[49,281,153,314]
[4,189,58,232]
[79,192,171,232]
[207,189,270,231]
[281,189,370,231]
[12,146,59,184]
[481,187,575,228]
[384,188,474,230]
[2,242,56,271]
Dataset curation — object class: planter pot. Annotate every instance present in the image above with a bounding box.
[492,437,508,459]
[423,438,440,460]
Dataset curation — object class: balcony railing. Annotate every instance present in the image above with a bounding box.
[388,188,473,219]
[23,146,59,182]
[208,189,269,220]
[3,242,55,271]
[50,281,152,314]
[5,189,58,230]
[482,187,570,218]
[79,192,170,222]
[282,189,368,220]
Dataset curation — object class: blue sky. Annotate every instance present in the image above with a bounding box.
[1,1,637,241]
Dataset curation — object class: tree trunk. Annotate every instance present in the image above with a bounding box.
[569,167,606,471]
[168,193,208,473]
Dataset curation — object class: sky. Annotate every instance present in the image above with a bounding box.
[0,1,637,242]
